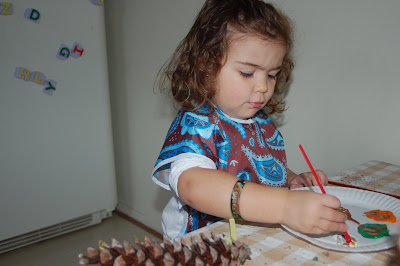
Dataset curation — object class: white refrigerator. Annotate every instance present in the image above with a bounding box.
[0,0,117,253]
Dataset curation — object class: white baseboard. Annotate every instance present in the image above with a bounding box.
[116,201,163,235]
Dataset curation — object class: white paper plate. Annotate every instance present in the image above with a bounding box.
[281,186,400,252]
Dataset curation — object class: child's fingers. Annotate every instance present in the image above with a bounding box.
[314,169,328,185]
[288,183,302,189]
[316,197,349,232]
[288,174,313,188]
[309,222,346,235]
[302,208,348,234]
[309,220,349,235]
[318,219,349,233]
[320,193,342,209]
[318,209,349,231]
[308,194,348,233]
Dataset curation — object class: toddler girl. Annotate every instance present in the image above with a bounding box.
[152,0,348,239]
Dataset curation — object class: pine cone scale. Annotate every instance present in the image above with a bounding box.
[78,233,252,265]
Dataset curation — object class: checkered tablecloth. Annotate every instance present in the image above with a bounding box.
[181,161,400,265]
[182,220,399,265]
[330,160,400,198]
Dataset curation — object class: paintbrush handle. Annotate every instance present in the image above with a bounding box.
[298,145,326,193]
[299,144,352,243]
[343,232,352,243]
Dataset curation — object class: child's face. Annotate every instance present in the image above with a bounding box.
[212,33,286,119]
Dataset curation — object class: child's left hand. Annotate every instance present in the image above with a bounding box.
[288,169,328,189]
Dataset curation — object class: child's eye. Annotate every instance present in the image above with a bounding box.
[268,74,277,80]
[240,72,253,78]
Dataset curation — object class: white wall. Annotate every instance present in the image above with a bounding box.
[104,0,205,233]
[105,1,400,233]
[271,0,400,175]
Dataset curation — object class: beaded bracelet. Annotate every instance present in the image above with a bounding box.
[230,179,247,221]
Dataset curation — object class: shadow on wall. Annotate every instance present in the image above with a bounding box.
[151,87,176,214]
[154,91,178,121]
[153,187,173,213]
[152,71,180,121]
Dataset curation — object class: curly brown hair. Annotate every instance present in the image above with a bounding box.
[158,0,294,114]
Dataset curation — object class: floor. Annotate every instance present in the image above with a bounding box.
[0,212,162,266]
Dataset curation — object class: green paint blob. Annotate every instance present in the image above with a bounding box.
[357,224,390,239]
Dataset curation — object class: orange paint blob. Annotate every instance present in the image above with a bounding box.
[364,209,397,223]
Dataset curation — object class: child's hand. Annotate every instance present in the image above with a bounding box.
[282,190,348,234]
[288,169,328,189]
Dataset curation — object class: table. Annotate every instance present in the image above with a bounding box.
[181,161,400,265]
[329,160,400,199]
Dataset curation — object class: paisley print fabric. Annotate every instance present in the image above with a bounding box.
[152,105,287,234]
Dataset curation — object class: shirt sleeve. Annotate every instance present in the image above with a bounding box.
[151,110,221,190]
[169,154,217,199]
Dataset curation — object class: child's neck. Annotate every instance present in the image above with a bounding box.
[215,106,255,124]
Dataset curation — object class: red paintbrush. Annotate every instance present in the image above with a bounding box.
[298,144,352,243]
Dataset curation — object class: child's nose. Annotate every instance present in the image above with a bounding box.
[255,78,269,93]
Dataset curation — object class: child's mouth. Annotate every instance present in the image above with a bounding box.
[248,102,263,108]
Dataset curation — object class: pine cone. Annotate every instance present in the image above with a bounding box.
[78,232,251,265]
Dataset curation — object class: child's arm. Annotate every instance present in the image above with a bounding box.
[178,167,348,234]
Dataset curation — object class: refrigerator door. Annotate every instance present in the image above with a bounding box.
[0,0,117,251]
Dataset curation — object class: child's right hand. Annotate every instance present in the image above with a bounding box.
[282,190,348,234]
